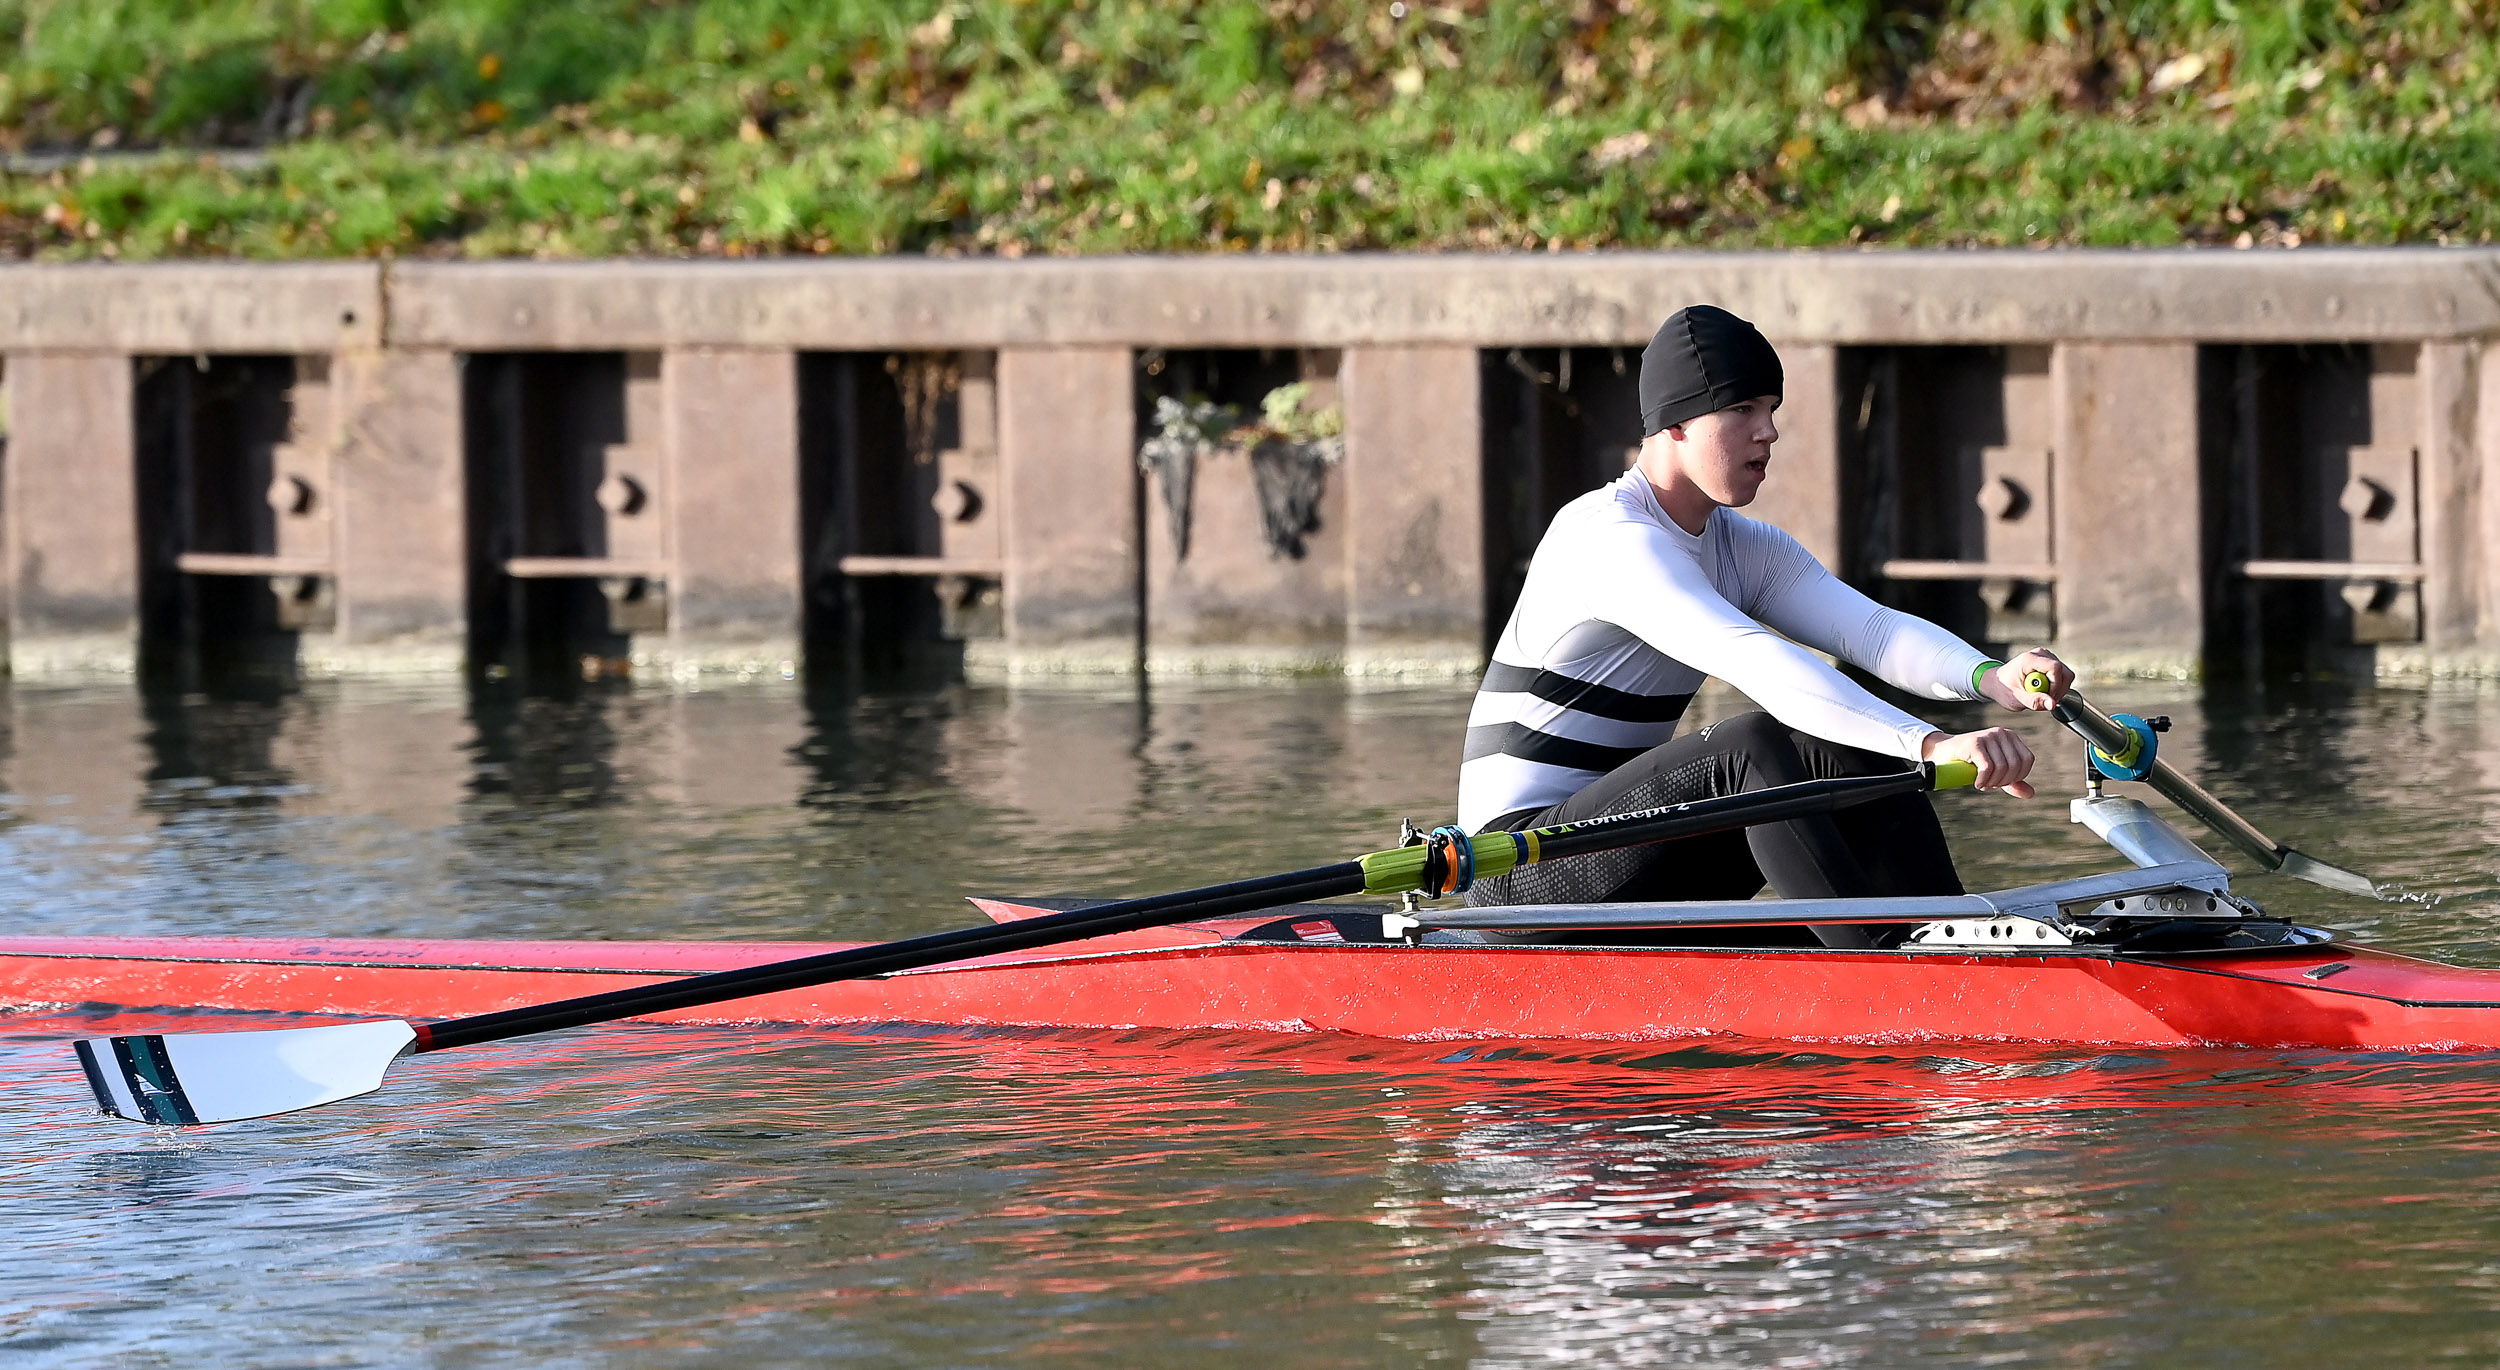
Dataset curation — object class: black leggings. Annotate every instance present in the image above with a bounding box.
[1466,712,1963,946]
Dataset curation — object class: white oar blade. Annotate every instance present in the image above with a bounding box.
[2278,849,2388,901]
[73,1020,417,1126]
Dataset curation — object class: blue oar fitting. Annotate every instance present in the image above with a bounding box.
[1420,824,1476,898]
[2089,713,2162,782]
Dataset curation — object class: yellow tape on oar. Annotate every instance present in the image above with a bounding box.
[2094,726,2146,772]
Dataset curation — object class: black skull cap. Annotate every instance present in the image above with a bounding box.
[1639,304,1783,436]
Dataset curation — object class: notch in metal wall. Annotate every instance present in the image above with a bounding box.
[2203,342,2423,676]
[460,351,643,677]
[133,354,311,681]
[1841,345,2055,650]
[799,351,998,672]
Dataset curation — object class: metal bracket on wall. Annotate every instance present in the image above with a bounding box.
[1878,445,2057,642]
[504,557,673,636]
[175,553,338,633]
[2234,445,2422,645]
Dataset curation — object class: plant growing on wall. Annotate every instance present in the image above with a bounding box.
[1137,382,1343,562]
[1137,394,1237,561]
[888,353,960,467]
[1240,382,1344,561]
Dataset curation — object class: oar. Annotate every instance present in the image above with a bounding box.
[74,760,1978,1127]
[2029,677,2385,900]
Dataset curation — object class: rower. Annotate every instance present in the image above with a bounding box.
[1458,304,2074,946]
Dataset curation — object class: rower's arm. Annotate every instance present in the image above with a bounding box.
[1587,527,1940,761]
[1737,519,1990,703]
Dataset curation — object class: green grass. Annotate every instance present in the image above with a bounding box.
[2,0,2495,260]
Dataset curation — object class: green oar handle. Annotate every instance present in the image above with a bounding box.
[414,765,1972,1054]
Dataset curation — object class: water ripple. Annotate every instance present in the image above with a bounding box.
[5,679,2500,1366]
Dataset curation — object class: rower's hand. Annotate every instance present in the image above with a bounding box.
[1979,649,2072,711]
[1922,727,2038,798]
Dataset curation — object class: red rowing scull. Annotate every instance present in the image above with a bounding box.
[8,886,2500,1052]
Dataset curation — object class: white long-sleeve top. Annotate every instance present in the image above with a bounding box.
[1458,470,1990,831]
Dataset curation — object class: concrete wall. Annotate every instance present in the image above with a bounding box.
[2,249,2498,681]
[2049,343,2207,667]
[1744,343,1841,570]
[2419,341,2482,650]
[5,354,138,672]
[325,349,466,662]
[1341,346,1483,676]
[663,347,801,668]
[996,346,1138,671]
[378,251,2500,349]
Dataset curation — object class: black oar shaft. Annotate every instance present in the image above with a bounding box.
[1520,771,1930,867]
[418,862,1367,1052]
[415,765,1944,1054]
[2050,691,2382,898]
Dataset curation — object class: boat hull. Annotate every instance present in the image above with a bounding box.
[7,930,2500,1052]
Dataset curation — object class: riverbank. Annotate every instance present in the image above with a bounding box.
[4,249,2496,682]
[3,0,2495,260]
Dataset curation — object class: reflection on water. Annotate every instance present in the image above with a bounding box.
[0,677,1477,946]
[6,676,2500,1366]
[3,676,2496,953]
[9,1023,2500,1367]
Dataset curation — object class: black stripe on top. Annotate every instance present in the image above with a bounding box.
[72,1039,117,1117]
[1463,722,1653,774]
[1478,662,1692,725]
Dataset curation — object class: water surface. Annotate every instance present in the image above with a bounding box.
[5,677,2500,1366]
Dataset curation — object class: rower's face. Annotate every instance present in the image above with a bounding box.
[1672,394,1781,507]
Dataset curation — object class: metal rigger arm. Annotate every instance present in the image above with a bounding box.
[2045,689,2384,901]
